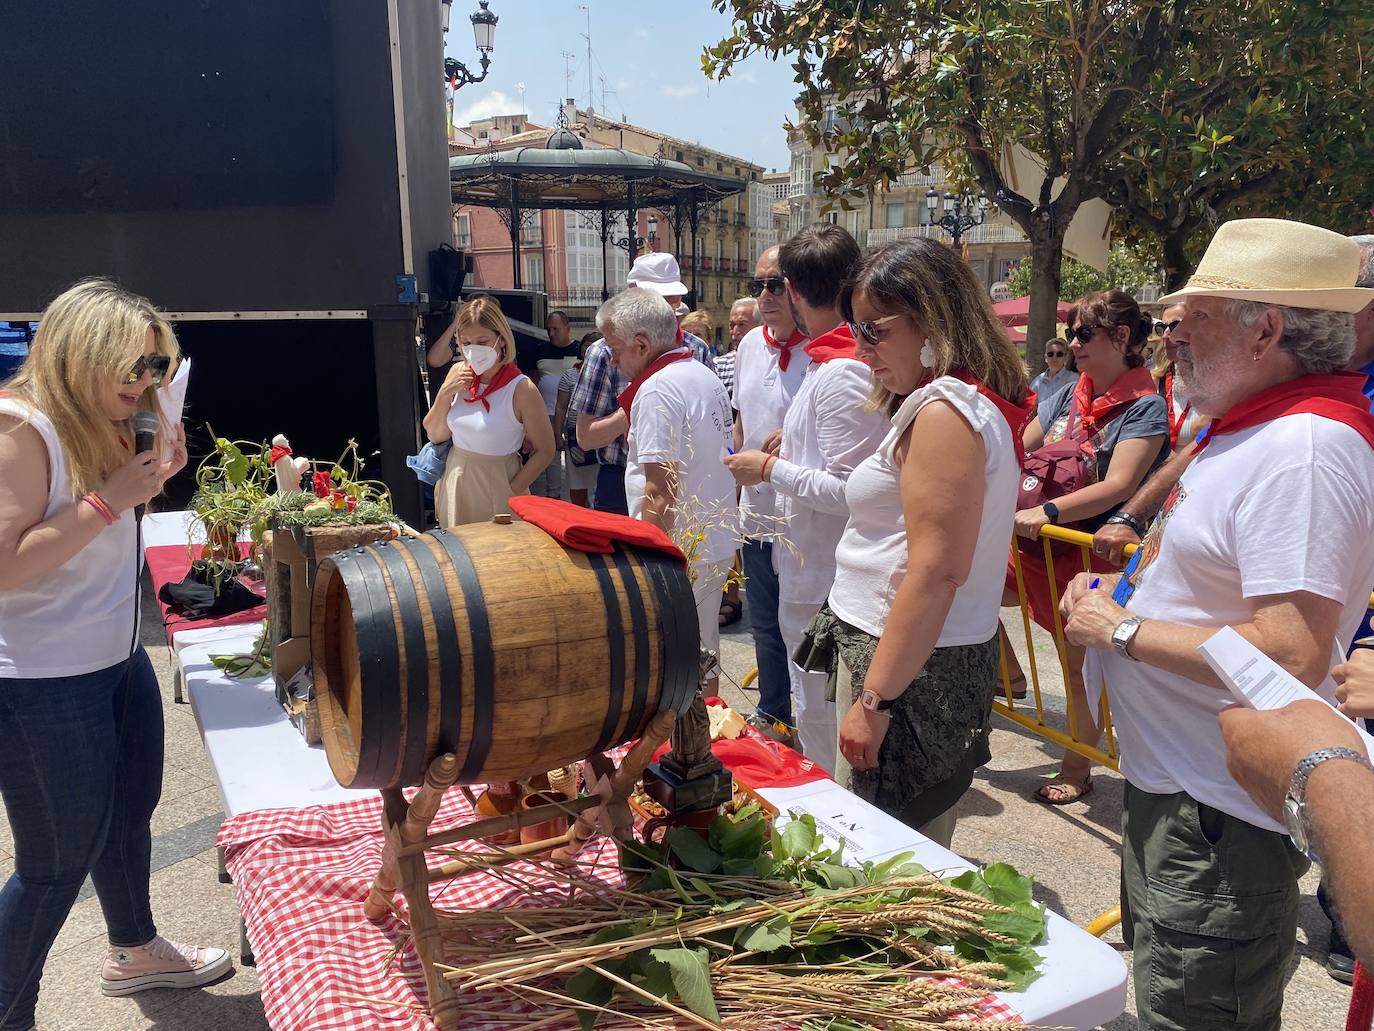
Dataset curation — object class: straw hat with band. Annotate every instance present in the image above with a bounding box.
[1159,218,1374,314]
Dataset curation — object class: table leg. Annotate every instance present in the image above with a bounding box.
[217,846,231,885]
[173,665,185,705]
[240,916,255,967]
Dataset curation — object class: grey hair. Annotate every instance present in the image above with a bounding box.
[596,288,678,353]
[730,297,760,318]
[1224,299,1354,374]
[1349,234,1374,289]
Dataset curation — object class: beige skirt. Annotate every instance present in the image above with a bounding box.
[435,446,525,527]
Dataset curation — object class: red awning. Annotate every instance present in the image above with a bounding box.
[993,296,1074,328]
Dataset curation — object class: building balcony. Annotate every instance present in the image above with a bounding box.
[518,225,543,247]
[454,232,472,251]
[734,212,746,226]
[863,222,1027,247]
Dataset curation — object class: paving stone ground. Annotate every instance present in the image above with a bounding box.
[0,585,1353,1029]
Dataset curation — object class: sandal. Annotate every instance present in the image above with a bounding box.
[1002,674,1028,700]
[1034,775,1093,806]
[718,599,742,628]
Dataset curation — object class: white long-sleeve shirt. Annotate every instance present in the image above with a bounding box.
[769,357,889,605]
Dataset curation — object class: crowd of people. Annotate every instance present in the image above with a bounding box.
[418,217,1374,1028]
[4,218,1374,1030]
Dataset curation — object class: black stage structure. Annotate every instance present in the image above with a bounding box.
[0,0,452,526]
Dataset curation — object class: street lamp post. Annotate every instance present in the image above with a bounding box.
[647,215,659,251]
[442,1,498,90]
[925,188,987,250]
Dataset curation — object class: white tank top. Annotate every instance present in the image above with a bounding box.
[0,398,141,678]
[829,377,1019,645]
[446,374,528,457]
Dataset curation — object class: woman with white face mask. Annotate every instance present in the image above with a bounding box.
[422,296,555,525]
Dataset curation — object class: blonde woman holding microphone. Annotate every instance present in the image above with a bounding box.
[0,280,229,1030]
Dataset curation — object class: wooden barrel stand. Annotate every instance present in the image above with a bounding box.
[309,519,700,1030]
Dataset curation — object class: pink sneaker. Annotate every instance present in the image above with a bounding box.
[99,936,232,996]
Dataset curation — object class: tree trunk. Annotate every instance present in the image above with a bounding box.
[1024,230,1065,375]
[1162,230,1193,291]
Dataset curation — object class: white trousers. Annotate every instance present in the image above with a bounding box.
[779,597,834,774]
[693,560,732,681]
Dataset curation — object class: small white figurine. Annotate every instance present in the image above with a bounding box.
[269,434,310,494]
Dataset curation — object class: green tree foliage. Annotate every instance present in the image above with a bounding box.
[1006,243,1161,301]
[703,0,1374,369]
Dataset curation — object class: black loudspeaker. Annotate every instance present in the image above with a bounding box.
[428,245,470,313]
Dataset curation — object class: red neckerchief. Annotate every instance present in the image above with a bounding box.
[1162,372,1191,448]
[1193,372,1374,453]
[763,325,806,370]
[802,324,858,364]
[268,443,293,465]
[1071,366,1157,440]
[948,370,1037,463]
[465,362,521,412]
[617,347,693,419]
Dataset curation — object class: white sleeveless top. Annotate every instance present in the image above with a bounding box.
[445,374,528,457]
[828,377,1019,645]
[0,398,141,678]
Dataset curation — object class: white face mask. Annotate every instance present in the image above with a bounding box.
[462,344,499,375]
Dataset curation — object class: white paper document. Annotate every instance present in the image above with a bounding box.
[155,356,191,462]
[1198,627,1374,751]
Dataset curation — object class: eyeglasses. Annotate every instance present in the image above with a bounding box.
[1153,319,1182,335]
[122,354,171,386]
[1064,325,1099,345]
[1044,350,1067,358]
[747,277,786,297]
[847,313,903,346]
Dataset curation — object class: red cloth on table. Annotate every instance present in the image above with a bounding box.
[508,495,686,564]
[650,698,831,789]
[144,542,266,643]
[217,739,1016,1030]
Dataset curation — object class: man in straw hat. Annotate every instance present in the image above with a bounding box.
[1060,217,1374,1029]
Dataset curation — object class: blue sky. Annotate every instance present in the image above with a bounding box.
[444,0,799,171]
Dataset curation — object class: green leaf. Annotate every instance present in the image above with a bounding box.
[718,811,768,860]
[735,915,792,951]
[664,828,722,874]
[981,863,1035,906]
[689,876,720,901]
[566,968,614,1031]
[779,816,818,860]
[637,957,676,1000]
[982,901,1047,946]
[648,947,720,1022]
[813,863,862,890]
[721,856,757,877]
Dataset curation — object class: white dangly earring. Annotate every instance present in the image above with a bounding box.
[920,338,936,369]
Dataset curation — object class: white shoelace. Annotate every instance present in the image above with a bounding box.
[136,936,200,967]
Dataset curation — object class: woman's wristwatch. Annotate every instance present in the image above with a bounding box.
[859,689,895,717]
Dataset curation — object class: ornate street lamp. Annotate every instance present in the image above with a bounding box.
[647,214,659,251]
[442,1,498,90]
[925,188,987,250]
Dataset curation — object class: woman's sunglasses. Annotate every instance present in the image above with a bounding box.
[1153,319,1182,335]
[1064,325,1099,344]
[122,354,171,386]
[747,277,786,297]
[847,313,903,346]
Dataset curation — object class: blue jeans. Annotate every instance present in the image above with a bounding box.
[0,650,164,1029]
[594,463,628,516]
[742,540,791,725]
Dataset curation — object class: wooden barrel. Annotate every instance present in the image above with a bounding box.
[310,521,699,789]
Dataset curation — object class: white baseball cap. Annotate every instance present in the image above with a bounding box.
[626,252,689,296]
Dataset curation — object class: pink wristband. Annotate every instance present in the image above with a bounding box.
[83,493,115,525]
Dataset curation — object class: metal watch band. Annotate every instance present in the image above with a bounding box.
[1112,616,1144,660]
[1289,746,1372,805]
[1106,512,1146,537]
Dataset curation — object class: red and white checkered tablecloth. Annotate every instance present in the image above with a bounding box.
[218,777,1020,1029]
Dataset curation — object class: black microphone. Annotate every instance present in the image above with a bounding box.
[132,410,160,520]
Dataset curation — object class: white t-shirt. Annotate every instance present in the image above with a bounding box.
[829,377,1019,643]
[1100,413,1374,832]
[770,357,889,605]
[626,354,737,567]
[0,398,141,678]
[732,325,810,536]
[537,356,578,416]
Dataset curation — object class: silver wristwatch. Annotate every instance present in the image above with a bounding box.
[1111,616,1144,660]
[1283,747,1372,860]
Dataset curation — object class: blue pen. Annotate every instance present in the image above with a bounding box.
[1089,577,1101,589]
